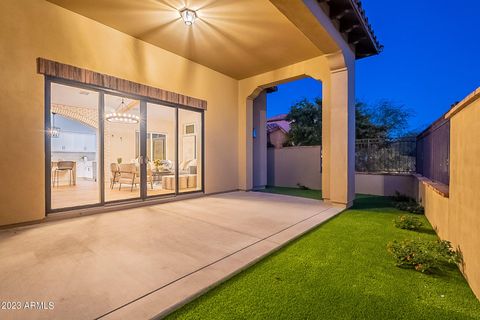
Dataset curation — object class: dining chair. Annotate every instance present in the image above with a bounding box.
[110,163,120,189]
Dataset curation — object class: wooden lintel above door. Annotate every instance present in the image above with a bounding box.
[37,58,207,110]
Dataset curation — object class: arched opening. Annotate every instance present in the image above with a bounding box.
[250,77,323,197]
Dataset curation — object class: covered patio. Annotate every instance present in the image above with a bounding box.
[0,0,382,227]
[0,192,341,319]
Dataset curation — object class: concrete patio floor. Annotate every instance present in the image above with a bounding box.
[0,191,342,320]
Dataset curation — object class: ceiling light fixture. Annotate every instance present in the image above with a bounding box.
[50,112,61,138]
[180,8,197,26]
[105,98,140,124]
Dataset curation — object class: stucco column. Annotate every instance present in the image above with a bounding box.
[322,57,355,207]
[252,91,267,189]
[241,98,254,190]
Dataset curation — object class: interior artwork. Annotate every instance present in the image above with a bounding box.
[49,82,203,211]
[182,135,196,161]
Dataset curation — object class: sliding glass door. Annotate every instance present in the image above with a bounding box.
[104,93,142,202]
[46,80,203,213]
[49,83,101,210]
[146,102,176,196]
[178,109,203,193]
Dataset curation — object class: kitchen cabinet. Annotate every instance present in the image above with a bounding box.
[76,161,96,179]
[51,132,96,152]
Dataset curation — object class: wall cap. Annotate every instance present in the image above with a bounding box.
[356,172,413,177]
[413,174,449,198]
[445,87,480,119]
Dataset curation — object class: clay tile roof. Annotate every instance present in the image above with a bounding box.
[267,114,288,122]
[266,116,291,134]
[318,0,383,58]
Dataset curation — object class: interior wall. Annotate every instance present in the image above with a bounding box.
[0,0,238,226]
[146,105,176,164]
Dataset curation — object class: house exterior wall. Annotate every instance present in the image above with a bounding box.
[0,0,239,226]
[237,57,331,193]
[414,89,480,300]
[0,0,360,226]
[237,51,356,209]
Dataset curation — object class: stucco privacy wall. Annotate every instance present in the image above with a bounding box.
[356,173,415,198]
[415,89,480,299]
[0,0,238,225]
[267,146,322,190]
[267,146,415,197]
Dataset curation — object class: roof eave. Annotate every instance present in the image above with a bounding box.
[318,0,383,59]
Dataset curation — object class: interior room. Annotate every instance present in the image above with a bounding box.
[50,82,202,210]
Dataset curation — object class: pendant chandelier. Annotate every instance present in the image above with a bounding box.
[105,98,140,124]
[51,112,61,138]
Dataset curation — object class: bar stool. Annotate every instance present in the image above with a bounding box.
[53,161,75,187]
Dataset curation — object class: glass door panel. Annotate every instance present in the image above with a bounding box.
[48,82,204,213]
[104,94,141,201]
[50,83,101,209]
[178,109,202,193]
[146,102,176,196]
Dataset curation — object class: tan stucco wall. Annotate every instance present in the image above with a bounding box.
[415,92,480,300]
[447,94,480,299]
[237,52,356,207]
[267,146,414,196]
[267,146,322,190]
[0,0,239,225]
[237,57,330,192]
[355,173,415,198]
[253,91,267,189]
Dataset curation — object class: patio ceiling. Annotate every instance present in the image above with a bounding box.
[46,0,335,79]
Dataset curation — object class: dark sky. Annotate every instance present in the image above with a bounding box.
[267,1,480,131]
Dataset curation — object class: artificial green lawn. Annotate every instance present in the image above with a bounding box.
[167,188,480,319]
[259,186,323,200]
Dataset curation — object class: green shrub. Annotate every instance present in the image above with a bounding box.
[392,191,413,203]
[394,215,423,231]
[394,201,425,214]
[387,239,460,273]
[391,192,425,214]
